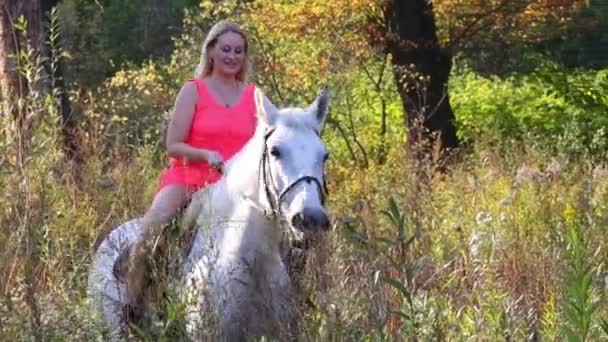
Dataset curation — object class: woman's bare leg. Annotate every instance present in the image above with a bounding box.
[125,184,191,315]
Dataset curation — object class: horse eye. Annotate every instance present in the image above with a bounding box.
[270,146,281,158]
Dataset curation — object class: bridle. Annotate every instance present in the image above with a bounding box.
[260,127,329,221]
[241,126,329,224]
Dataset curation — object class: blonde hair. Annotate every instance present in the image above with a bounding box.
[194,21,251,82]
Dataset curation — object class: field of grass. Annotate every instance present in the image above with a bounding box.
[2,118,607,340]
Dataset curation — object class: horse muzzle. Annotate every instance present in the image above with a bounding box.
[290,206,330,232]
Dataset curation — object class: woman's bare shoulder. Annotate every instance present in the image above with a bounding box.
[175,80,199,104]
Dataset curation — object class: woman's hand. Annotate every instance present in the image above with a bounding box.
[204,150,224,170]
[164,82,224,174]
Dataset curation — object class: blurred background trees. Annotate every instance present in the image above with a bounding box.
[4,0,603,160]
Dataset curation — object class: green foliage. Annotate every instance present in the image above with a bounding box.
[343,194,440,339]
[562,219,602,341]
[57,0,198,87]
[81,1,405,168]
[451,61,608,159]
[547,0,608,69]
[86,61,176,150]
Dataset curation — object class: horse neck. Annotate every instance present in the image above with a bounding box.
[221,126,285,264]
[242,208,283,260]
[217,185,284,266]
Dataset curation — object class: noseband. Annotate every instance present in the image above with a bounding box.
[259,127,329,221]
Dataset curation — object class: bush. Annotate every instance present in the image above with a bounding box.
[451,62,608,159]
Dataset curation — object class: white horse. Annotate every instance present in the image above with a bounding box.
[87,86,331,341]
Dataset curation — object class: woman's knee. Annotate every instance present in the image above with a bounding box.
[144,185,191,226]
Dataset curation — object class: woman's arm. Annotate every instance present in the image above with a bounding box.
[165,82,213,162]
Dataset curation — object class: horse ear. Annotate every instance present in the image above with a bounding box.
[254,87,278,126]
[309,85,329,132]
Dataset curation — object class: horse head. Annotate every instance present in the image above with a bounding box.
[253,87,330,236]
[225,86,331,243]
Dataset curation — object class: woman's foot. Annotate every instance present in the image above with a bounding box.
[113,245,132,282]
[123,241,149,322]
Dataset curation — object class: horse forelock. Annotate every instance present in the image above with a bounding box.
[275,107,319,132]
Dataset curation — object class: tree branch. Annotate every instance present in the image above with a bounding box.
[326,116,359,166]
[345,95,369,168]
[448,0,513,50]
[250,32,285,103]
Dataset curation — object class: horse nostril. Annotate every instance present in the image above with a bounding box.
[302,207,329,231]
[318,213,329,231]
[291,212,304,228]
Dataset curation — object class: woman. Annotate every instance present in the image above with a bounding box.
[122,20,259,318]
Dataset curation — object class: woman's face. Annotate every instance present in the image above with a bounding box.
[209,31,246,78]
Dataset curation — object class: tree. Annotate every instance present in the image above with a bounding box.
[0,3,46,340]
[1,0,81,182]
[0,0,43,140]
[236,0,460,159]
[373,0,585,156]
[41,0,80,177]
[433,0,587,74]
[381,0,459,159]
[57,0,199,87]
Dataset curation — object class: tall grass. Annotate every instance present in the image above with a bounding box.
[2,108,608,340]
[562,218,603,341]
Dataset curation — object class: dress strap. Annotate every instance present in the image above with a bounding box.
[245,84,256,100]
[246,84,258,123]
[189,78,206,105]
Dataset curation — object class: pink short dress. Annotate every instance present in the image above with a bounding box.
[156,78,257,194]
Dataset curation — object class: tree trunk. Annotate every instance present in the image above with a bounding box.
[40,0,81,183]
[0,0,43,139]
[1,3,45,340]
[1,1,78,173]
[384,0,459,160]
